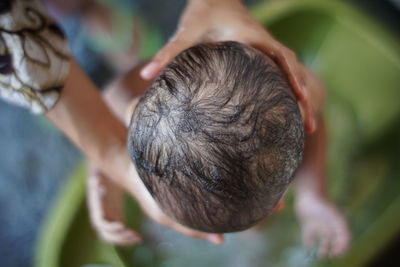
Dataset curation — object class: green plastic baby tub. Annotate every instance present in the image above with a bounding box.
[35,0,400,267]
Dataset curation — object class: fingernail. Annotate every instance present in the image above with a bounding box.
[141,62,159,80]
[207,235,223,245]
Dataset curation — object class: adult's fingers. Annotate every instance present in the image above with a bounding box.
[251,38,306,100]
[173,223,224,245]
[299,98,316,133]
[135,182,225,245]
[248,34,317,132]
[160,215,224,245]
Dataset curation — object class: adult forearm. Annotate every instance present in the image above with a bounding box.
[46,59,130,187]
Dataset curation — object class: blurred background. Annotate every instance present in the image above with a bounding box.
[0,0,399,266]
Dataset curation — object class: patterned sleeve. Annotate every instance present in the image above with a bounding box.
[0,0,70,114]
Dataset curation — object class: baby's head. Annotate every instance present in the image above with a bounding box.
[128,41,304,233]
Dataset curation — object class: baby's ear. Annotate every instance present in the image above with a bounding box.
[125,98,140,127]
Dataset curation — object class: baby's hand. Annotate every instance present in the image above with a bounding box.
[294,193,350,258]
[87,166,141,246]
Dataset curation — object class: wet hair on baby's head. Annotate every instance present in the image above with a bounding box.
[128,41,304,233]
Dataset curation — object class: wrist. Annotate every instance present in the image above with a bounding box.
[294,190,328,215]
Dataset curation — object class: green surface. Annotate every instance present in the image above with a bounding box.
[35,164,126,267]
[36,0,400,266]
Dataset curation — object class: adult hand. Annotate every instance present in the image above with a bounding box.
[140,0,316,132]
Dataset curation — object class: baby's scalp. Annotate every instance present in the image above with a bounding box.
[128,41,304,233]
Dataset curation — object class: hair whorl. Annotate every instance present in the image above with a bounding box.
[128,41,304,232]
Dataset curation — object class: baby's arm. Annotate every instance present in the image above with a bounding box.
[87,164,142,245]
[293,69,350,257]
[86,63,151,245]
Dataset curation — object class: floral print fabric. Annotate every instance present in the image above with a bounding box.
[0,0,70,114]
